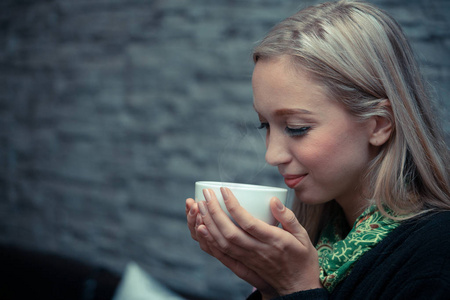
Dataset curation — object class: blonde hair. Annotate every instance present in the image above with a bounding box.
[253,0,450,241]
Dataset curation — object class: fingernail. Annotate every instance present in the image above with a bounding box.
[275,198,285,211]
[196,214,202,226]
[203,189,211,202]
[220,187,228,201]
[198,201,207,216]
[189,206,197,216]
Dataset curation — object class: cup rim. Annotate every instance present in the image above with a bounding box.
[195,181,287,192]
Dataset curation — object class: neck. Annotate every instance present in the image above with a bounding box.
[336,196,368,227]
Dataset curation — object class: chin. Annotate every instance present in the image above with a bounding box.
[294,190,331,206]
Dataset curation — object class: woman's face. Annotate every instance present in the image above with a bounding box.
[252,56,376,214]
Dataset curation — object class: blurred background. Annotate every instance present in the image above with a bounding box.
[0,0,449,299]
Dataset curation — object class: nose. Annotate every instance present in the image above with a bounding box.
[265,132,291,166]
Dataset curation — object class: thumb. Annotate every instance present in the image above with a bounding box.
[270,197,310,244]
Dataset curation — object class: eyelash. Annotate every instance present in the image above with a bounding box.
[257,123,311,137]
[285,126,311,137]
[257,122,269,130]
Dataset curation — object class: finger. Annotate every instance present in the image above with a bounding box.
[186,198,196,220]
[186,198,195,214]
[197,198,232,251]
[186,199,199,240]
[196,224,215,256]
[186,204,214,257]
[270,198,310,245]
[197,220,251,265]
[203,189,259,249]
[207,245,275,293]
[221,187,277,242]
[193,214,215,256]
[195,213,203,228]
[196,222,273,291]
[200,192,260,259]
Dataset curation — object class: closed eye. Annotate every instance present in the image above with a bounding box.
[257,122,270,130]
[285,126,310,137]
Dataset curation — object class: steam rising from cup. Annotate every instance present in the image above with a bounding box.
[218,119,267,184]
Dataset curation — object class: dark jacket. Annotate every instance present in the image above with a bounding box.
[248,211,450,300]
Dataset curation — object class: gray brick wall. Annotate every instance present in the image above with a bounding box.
[0,0,449,299]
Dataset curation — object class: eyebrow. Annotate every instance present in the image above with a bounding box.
[274,108,313,116]
[253,104,314,119]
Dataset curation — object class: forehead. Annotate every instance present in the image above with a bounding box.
[251,56,358,124]
[252,57,328,110]
[252,56,300,86]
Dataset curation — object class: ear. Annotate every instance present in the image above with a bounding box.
[368,100,393,147]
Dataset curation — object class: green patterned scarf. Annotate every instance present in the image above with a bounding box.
[316,205,400,292]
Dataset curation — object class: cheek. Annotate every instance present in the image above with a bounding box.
[323,134,371,176]
[299,135,341,164]
[294,132,366,173]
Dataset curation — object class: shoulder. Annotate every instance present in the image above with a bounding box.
[331,211,450,299]
[385,211,450,297]
[413,210,450,226]
[399,210,450,242]
[383,210,450,274]
[354,210,450,280]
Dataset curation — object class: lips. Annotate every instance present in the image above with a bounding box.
[283,174,307,189]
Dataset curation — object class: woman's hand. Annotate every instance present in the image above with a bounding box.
[186,198,215,256]
[193,188,322,297]
[186,198,200,241]
[186,196,278,297]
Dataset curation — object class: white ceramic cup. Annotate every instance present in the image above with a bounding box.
[195,181,288,225]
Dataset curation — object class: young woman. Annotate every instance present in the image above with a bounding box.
[186,0,450,299]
